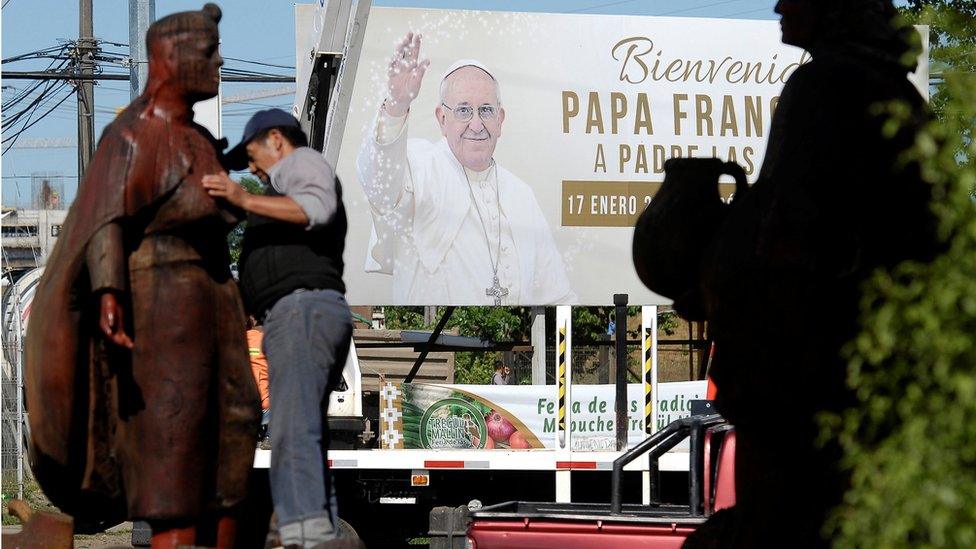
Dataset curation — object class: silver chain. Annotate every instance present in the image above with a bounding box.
[462,160,502,278]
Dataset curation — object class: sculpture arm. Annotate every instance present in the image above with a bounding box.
[86,222,125,293]
[86,222,134,348]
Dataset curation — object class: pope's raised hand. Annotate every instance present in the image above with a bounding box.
[385,32,430,117]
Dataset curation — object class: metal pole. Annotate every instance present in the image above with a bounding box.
[555,305,572,503]
[614,294,628,451]
[77,0,96,180]
[531,307,546,384]
[14,294,24,499]
[322,0,371,169]
[403,307,455,384]
[128,0,155,100]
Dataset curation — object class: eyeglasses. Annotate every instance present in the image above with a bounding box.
[441,102,499,122]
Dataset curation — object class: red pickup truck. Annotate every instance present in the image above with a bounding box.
[466,415,736,548]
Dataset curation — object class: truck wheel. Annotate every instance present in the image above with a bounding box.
[338,517,359,540]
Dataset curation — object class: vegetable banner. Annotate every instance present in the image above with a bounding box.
[379,381,707,450]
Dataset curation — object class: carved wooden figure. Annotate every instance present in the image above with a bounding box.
[635,1,938,546]
[24,4,259,548]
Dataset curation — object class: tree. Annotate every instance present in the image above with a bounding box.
[385,306,530,384]
[826,3,976,546]
[226,175,265,265]
[385,305,679,383]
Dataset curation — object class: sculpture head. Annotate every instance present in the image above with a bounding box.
[774,0,916,69]
[773,0,822,50]
[145,3,223,103]
[436,62,505,172]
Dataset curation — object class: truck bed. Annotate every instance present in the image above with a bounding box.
[468,501,704,548]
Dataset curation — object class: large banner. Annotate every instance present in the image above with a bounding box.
[379,381,707,451]
[306,7,928,306]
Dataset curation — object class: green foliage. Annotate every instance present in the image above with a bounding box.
[825,4,976,547]
[385,305,679,383]
[385,306,529,384]
[226,175,266,265]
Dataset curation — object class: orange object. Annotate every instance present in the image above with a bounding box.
[247,329,270,410]
[706,343,718,400]
[150,526,195,549]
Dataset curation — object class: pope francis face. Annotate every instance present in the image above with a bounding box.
[436,66,505,172]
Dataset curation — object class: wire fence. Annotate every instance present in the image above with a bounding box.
[1,271,30,503]
[1,316,25,502]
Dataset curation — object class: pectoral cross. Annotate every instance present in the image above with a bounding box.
[485,275,509,305]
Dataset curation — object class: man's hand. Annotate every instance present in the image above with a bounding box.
[99,292,134,349]
[385,32,430,117]
[205,170,309,225]
[203,172,249,208]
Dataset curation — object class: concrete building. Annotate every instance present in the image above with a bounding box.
[1,207,67,270]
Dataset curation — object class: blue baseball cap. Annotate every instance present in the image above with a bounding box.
[224,108,301,170]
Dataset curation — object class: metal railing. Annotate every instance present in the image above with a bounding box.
[610,414,725,515]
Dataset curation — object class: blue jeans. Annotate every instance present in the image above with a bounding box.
[263,289,352,546]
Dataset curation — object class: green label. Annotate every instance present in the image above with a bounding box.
[419,398,489,449]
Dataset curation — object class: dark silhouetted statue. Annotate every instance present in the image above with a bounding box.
[24,4,259,548]
[634,1,937,546]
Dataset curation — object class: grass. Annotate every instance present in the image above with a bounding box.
[1,473,57,525]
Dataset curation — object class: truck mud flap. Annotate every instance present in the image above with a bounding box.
[429,505,471,549]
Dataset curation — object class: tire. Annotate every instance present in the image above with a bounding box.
[338,517,359,540]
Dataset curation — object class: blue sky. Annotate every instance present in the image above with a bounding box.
[1,0,781,207]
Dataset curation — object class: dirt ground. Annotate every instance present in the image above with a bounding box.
[2,522,133,548]
[73,523,134,548]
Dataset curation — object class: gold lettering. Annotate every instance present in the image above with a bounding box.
[586,91,605,134]
[720,95,738,137]
[745,96,762,137]
[619,144,632,172]
[634,93,653,135]
[611,37,653,84]
[743,146,755,175]
[610,92,627,135]
[594,144,607,173]
[635,144,648,174]
[695,95,713,137]
[726,61,744,82]
[681,59,704,82]
[652,145,666,174]
[664,59,683,82]
[673,93,688,135]
[562,91,579,134]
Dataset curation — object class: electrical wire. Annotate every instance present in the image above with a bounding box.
[222,55,295,70]
[656,0,748,17]
[2,83,74,154]
[566,0,640,13]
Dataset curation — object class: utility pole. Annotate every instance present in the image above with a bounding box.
[128,0,155,100]
[77,0,96,180]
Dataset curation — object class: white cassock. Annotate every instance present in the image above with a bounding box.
[356,109,576,305]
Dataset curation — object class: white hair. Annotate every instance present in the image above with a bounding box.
[438,60,502,105]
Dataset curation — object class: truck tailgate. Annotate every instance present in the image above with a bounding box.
[468,502,705,548]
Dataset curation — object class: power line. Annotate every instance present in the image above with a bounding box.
[223,56,295,70]
[657,0,746,17]
[222,86,296,104]
[3,85,74,154]
[1,71,296,83]
[721,6,774,18]
[567,0,639,13]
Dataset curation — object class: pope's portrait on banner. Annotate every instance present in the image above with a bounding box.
[357,32,575,305]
